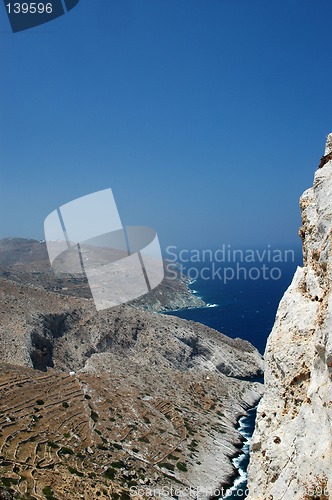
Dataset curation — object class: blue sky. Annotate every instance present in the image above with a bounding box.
[0,0,332,251]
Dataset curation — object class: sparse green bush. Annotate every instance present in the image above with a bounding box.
[104,468,116,480]
[58,446,74,456]
[176,462,188,472]
[111,460,126,469]
[47,441,59,449]
[67,466,84,477]
[138,436,149,443]
[159,462,175,471]
[97,444,108,450]
[91,411,99,422]
[42,485,56,500]
[1,477,19,487]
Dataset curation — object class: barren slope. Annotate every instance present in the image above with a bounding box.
[0,272,263,499]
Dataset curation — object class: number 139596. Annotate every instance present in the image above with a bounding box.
[6,2,53,14]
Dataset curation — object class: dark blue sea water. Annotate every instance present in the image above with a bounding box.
[166,251,302,355]
[164,249,302,497]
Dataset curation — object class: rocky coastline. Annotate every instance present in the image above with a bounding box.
[0,238,263,499]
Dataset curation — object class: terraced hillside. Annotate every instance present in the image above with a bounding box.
[0,359,260,499]
[0,363,193,499]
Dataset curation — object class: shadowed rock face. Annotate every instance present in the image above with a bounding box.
[30,331,54,371]
[0,261,263,498]
[247,134,332,500]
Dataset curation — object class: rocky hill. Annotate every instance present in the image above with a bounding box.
[0,237,205,312]
[247,134,332,499]
[0,262,263,498]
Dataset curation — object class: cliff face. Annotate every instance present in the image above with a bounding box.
[247,135,332,499]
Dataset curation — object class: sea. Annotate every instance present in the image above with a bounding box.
[164,247,302,498]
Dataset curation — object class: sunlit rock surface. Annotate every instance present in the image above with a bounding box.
[247,134,332,499]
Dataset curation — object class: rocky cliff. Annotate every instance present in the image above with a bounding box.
[247,135,332,499]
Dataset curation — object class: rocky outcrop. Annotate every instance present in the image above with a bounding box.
[247,134,332,499]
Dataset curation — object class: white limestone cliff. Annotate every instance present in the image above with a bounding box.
[247,134,332,499]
